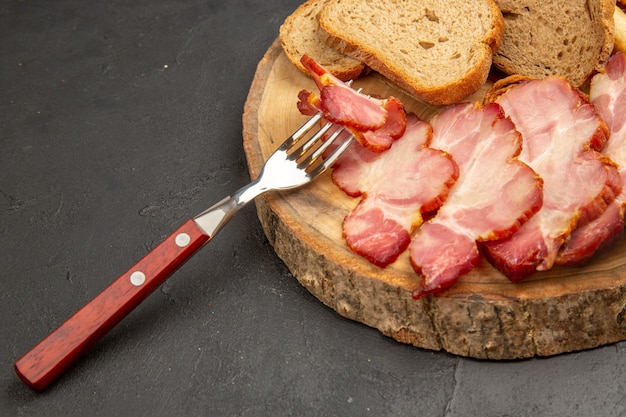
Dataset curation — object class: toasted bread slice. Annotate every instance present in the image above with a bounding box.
[492,0,615,87]
[318,0,504,105]
[279,0,366,82]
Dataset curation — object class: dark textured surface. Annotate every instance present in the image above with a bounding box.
[0,1,624,416]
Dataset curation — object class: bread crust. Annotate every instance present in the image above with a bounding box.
[318,0,504,105]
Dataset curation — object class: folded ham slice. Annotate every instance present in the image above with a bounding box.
[557,52,626,265]
[298,54,406,152]
[482,76,621,281]
[333,114,459,267]
[409,102,543,298]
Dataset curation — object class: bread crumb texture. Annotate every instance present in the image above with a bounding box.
[319,0,503,104]
[493,0,614,86]
[330,2,494,80]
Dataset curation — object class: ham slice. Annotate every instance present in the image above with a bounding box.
[333,114,459,267]
[482,77,621,281]
[557,52,626,265]
[298,54,406,152]
[409,102,543,298]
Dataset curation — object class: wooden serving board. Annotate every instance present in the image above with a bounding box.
[242,39,626,359]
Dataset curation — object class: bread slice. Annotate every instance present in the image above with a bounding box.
[492,0,615,87]
[318,0,504,105]
[279,0,366,81]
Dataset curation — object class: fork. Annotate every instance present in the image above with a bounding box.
[14,112,353,391]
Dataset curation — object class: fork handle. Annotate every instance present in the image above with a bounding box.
[14,219,211,391]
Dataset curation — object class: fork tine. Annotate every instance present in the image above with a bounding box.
[307,125,346,162]
[288,120,334,159]
[280,112,323,151]
[306,130,354,177]
[318,134,353,171]
[290,86,362,162]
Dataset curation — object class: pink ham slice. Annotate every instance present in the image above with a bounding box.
[409,102,543,298]
[298,54,406,152]
[333,114,459,267]
[557,52,626,265]
[482,77,621,281]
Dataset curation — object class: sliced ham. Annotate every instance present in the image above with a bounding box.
[333,114,459,267]
[409,102,543,298]
[556,202,624,265]
[358,97,406,152]
[557,52,626,265]
[482,76,621,281]
[298,54,406,152]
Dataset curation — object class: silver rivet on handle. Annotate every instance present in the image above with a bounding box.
[175,233,191,248]
[129,271,146,286]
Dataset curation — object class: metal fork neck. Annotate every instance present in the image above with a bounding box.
[193,177,267,238]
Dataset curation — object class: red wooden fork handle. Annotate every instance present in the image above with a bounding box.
[14,219,210,391]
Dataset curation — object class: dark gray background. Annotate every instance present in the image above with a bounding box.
[1,1,624,416]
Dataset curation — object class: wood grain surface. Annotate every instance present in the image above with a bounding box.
[242,38,626,359]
